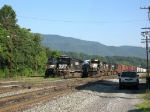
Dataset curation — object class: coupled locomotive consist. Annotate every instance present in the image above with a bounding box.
[45,55,146,78]
[82,59,118,77]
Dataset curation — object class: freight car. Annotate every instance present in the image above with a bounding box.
[56,55,83,78]
[137,67,147,73]
[116,64,137,74]
[45,58,57,78]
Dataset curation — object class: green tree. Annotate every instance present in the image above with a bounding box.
[0,4,17,31]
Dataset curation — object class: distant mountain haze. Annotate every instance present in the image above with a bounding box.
[41,34,146,58]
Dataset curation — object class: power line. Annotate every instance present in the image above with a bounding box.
[17,15,148,24]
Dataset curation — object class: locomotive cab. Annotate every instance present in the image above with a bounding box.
[45,58,57,78]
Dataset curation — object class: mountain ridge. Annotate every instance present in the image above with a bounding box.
[41,34,146,58]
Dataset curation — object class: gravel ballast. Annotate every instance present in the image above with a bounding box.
[23,79,145,112]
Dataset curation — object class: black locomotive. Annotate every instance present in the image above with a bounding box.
[45,58,57,78]
[45,55,121,78]
[45,55,83,78]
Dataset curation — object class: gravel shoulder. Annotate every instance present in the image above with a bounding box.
[23,78,146,112]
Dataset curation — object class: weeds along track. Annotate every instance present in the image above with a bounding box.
[0,75,117,112]
[0,79,83,94]
[0,83,54,94]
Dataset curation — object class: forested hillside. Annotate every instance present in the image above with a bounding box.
[41,34,146,58]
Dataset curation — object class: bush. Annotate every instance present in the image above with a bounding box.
[0,68,9,78]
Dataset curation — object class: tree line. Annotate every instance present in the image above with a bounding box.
[61,51,148,68]
[0,4,148,78]
[0,5,61,78]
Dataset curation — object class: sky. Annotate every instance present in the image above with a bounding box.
[0,0,150,47]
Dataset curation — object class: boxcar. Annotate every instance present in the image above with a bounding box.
[117,64,137,74]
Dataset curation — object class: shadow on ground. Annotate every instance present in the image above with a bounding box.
[76,79,150,112]
[75,78,149,95]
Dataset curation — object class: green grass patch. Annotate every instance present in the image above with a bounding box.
[0,76,62,83]
[137,89,150,112]
[16,76,61,83]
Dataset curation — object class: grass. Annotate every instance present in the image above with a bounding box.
[137,89,150,112]
[0,76,62,83]
[0,75,87,83]
[19,77,61,83]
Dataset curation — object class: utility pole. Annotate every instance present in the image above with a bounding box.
[140,6,150,20]
[140,6,150,76]
[141,31,150,76]
[7,35,13,78]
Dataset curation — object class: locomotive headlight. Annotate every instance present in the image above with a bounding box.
[92,64,98,68]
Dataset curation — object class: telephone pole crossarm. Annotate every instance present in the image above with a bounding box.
[141,27,150,30]
[140,6,150,9]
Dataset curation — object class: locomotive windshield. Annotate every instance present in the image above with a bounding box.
[57,58,70,64]
[91,60,99,64]
[47,58,57,64]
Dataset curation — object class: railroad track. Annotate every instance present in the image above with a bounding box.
[0,78,84,94]
[0,75,118,112]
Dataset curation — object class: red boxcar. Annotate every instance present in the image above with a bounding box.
[117,64,126,74]
[132,66,137,71]
[116,64,137,74]
[117,64,122,74]
[128,66,132,70]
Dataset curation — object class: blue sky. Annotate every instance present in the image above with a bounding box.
[0,0,150,46]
